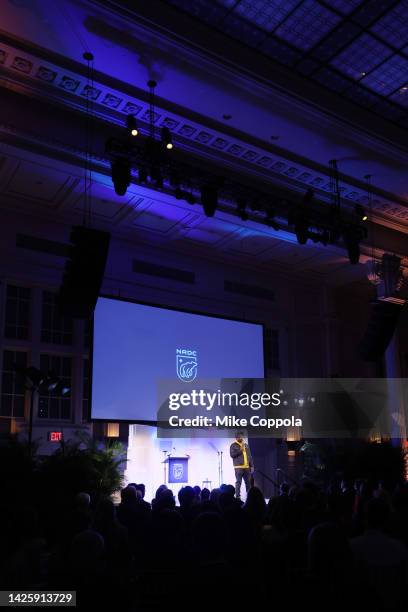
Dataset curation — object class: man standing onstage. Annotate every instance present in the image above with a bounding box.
[230,431,254,499]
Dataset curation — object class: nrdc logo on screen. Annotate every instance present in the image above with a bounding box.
[176,348,198,382]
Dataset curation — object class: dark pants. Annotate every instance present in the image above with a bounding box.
[235,468,251,498]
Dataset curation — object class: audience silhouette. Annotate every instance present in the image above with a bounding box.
[2,478,407,610]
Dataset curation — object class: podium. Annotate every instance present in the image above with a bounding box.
[166,456,189,484]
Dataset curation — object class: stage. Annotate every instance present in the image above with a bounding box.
[124,424,239,501]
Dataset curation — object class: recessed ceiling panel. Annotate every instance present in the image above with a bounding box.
[370,1,408,49]
[330,32,392,79]
[361,54,408,95]
[233,0,301,33]
[274,0,341,51]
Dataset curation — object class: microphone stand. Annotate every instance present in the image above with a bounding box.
[216,450,224,486]
[162,450,169,484]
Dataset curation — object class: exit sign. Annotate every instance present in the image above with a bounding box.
[48,431,63,442]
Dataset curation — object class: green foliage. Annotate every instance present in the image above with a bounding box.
[39,430,126,504]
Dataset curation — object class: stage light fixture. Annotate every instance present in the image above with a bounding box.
[292,190,313,245]
[55,382,71,396]
[45,374,59,392]
[250,197,262,211]
[111,158,131,196]
[138,167,148,183]
[237,199,248,221]
[320,230,329,246]
[126,114,138,136]
[295,223,309,245]
[266,207,279,230]
[355,204,368,222]
[265,206,276,221]
[150,165,163,187]
[343,226,361,264]
[201,183,218,217]
[161,127,173,150]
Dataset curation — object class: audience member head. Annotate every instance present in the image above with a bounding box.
[155,484,168,500]
[354,478,365,494]
[178,486,195,508]
[135,483,146,499]
[95,498,116,532]
[219,490,235,512]
[209,488,221,505]
[201,487,210,502]
[220,483,235,497]
[75,492,91,511]
[121,485,138,504]
[280,482,289,496]
[245,486,266,522]
[153,488,175,512]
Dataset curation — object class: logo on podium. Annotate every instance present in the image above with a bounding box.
[176,349,198,382]
[168,456,189,483]
[172,463,184,480]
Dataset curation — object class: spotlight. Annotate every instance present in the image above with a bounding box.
[266,207,280,231]
[149,166,163,188]
[55,382,71,396]
[111,158,131,196]
[355,204,368,222]
[343,226,361,264]
[138,166,148,183]
[45,373,59,392]
[161,127,173,150]
[201,183,218,217]
[295,219,309,245]
[150,165,162,185]
[237,199,248,221]
[320,229,329,246]
[250,197,262,211]
[126,114,138,136]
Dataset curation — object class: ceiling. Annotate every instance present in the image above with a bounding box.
[0,0,407,285]
[164,0,408,128]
